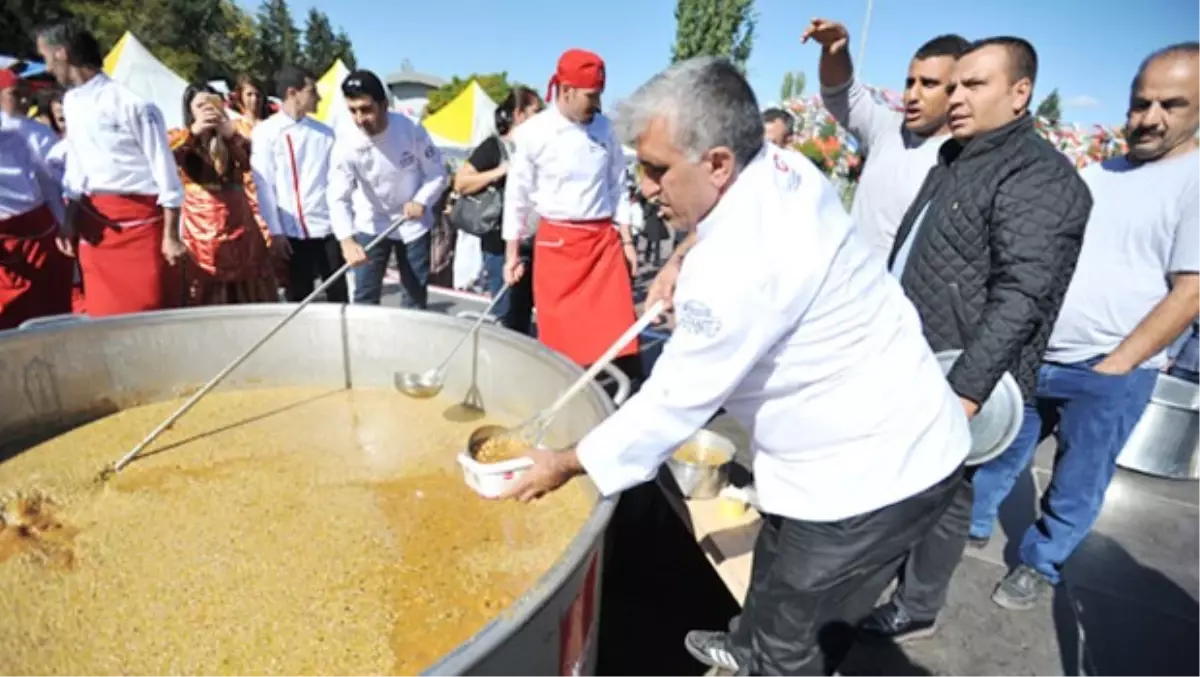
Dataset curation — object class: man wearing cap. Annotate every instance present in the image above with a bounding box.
[0,127,74,329]
[0,69,59,169]
[502,49,641,378]
[328,69,447,308]
[37,23,188,318]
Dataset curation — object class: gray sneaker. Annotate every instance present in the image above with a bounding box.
[684,630,741,673]
[992,564,1051,611]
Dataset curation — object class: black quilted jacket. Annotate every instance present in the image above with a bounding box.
[888,115,1093,403]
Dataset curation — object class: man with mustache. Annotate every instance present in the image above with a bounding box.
[969,42,1199,611]
[502,49,641,382]
[858,37,1093,642]
[762,108,795,148]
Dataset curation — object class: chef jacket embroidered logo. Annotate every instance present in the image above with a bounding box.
[399,150,416,168]
[677,300,722,338]
[772,152,803,191]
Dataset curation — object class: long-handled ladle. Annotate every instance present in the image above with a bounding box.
[395,285,510,399]
[103,219,413,477]
[467,300,665,455]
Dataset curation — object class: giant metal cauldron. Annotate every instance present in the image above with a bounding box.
[0,304,619,675]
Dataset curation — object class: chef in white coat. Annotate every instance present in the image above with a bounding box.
[498,57,971,676]
[328,69,447,309]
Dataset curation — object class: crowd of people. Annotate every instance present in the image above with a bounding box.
[1,16,1197,677]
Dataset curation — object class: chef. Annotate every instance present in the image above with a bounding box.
[0,129,73,329]
[501,48,640,379]
[36,24,187,317]
[499,57,971,676]
[251,65,345,303]
[0,70,58,166]
[328,69,447,309]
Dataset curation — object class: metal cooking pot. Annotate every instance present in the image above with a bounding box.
[1116,373,1199,480]
[935,350,1024,466]
[0,304,618,676]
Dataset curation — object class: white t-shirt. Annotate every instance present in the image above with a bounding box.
[1046,150,1200,367]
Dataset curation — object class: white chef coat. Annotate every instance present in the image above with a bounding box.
[60,73,183,209]
[501,106,624,241]
[328,112,447,244]
[0,129,65,226]
[45,138,68,186]
[576,146,970,523]
[250,110,335,240]
[0,112,57,167]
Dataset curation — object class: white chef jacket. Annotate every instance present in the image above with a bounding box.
[60,73,183,209]
[328,112,447,244]
[576,146,971,523]
[0,129,65,226]
[501,106,624,241]
[0,112,57,167]
[250,111,335,240]
[45,138,68,186]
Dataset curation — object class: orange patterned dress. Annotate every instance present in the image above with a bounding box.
[169,128,277,305]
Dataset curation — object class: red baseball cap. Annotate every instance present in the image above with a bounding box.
[0,69,19,90]
[545,49,606,101]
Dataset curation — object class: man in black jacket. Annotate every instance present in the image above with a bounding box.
[859,37,1093,642]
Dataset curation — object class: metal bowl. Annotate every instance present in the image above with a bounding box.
[665,429,736,500]
[936,349,1024,466]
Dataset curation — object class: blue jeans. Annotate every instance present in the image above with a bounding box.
[969,356,1159,584]
[352,232,430,308]
[481,248,534,335]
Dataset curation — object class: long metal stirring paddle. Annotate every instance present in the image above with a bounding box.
[105,219,412,476]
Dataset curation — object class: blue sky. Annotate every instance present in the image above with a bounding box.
[273,0,1199,126]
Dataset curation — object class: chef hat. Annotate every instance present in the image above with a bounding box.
[545,49,606,101]
[0,69,19,91]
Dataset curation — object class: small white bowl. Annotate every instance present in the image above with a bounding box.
[457,452,534,499]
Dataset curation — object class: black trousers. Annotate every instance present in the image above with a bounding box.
[728,466,964,676]
[893,468,975,619]
[285,235,348,303]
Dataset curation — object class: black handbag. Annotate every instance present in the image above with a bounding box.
[450,136,508,237]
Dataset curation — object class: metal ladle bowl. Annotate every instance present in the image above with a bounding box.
[395,286,509,400]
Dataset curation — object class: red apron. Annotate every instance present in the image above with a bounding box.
[533,217,638,366]
[77,193,181,317]
[0,204,73,330]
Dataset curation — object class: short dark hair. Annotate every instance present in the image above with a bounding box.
[1133,42,1200,91]
[275,65,314,100]
[35,23,103,70]
[762,107,794,128]
[967,36,1038,86]
[341,69,388,105]
[914,34,970,60]
[35,87,65,133]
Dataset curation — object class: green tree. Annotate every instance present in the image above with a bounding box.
[1035,88,1062,126]
[301,8,337,74]
[332,28,356,71]
[779,70,806,102]
[254,0,299,85]
[424,72,529,117]
[670,0,757,71]
[1,0,72,59]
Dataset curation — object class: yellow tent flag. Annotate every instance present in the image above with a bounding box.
[313,60,348,123]
[103,32,130,75]
[422,83,478,147]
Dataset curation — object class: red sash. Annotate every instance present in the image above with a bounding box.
[77,193,181,317]
[533,218,638,365]
[0,204,73,330]
[180,184,276,305]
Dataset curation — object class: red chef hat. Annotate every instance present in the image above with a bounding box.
[546,49,606,101]
[0,69,19,90]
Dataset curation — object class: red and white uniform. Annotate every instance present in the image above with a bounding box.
[0,129,72,329]
[249,111,335,240]
[502,49,637,366]
[62,73,185,316]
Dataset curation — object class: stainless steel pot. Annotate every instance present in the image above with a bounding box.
[665,429,735,500]
[1116,373,1199,481]
[0,304,618,676]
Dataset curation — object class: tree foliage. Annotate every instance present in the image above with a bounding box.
[4,0,356,90]
[779,70,805,102]
[1035,88,1062,126]
[670,0,757,71]
[424,72,528,117]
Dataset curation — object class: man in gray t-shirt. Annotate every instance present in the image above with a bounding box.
[803,19,969,263]
[971,42,1200,611]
